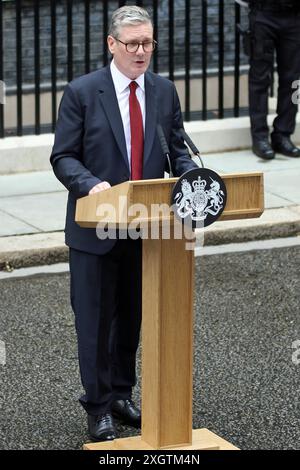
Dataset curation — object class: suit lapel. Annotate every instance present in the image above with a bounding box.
[98,67,158,175]
[144,72,157,168]
[98,66,130,173]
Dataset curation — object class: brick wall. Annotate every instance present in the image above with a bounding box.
[1,0,249,88]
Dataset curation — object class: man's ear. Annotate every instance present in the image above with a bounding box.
[107,35,115,55]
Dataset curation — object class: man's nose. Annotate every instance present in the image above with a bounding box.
[136,44,144,53]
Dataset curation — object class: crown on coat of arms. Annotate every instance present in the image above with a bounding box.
[192,177,206,191]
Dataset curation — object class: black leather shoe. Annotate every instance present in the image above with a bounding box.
[88,413,116,442]
[271,135,300,158]
[252,138,275,160]
[111,399,141,428]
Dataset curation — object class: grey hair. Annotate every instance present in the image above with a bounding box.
[109,6,153,38]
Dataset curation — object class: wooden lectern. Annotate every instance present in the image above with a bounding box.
[76,172,264,451]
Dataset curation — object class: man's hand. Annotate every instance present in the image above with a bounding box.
[89,181,111,194]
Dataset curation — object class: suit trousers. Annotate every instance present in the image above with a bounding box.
[249,10,300,140]
[69,238,142,416]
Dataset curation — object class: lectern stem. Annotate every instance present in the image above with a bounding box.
[142,235,194,448]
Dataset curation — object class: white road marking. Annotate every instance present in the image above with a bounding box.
[0,237,299,278]
[0,262,69,280]
[195,236,300,257]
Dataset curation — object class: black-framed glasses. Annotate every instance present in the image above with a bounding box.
[114,37,157,53]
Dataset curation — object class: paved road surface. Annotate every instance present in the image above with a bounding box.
[0,245,299,449]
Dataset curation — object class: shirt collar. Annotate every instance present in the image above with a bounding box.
[110,59,145,93]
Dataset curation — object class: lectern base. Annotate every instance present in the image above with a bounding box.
[83,428,239,450]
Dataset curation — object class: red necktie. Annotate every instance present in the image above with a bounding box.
[129,81,144,180]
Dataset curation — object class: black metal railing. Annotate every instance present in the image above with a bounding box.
[0,1,3,138]
[0,0,249,139]
[51,0,57,133]
[201,0,207,121]
[16,0,22,136]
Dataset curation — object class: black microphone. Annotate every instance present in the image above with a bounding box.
[180,128,204,168]
[157,124,173,177]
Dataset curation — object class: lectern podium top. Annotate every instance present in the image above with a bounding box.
[75,172,264,228]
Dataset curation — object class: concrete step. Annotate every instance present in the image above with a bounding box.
[1,204,299,271]
[1,115,300,174]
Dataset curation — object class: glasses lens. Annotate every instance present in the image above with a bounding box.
[127,43,139,53]
[143,42,154,52]
[125,42,155,53]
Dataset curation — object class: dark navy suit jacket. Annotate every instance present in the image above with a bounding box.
[50,65,198,254]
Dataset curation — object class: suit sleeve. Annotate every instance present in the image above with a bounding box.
[169,85,199,176]
[50,84,101,198]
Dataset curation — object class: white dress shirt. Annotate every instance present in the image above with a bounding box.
[110,59,146,170]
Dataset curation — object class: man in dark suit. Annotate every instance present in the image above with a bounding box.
[244,0,300,159]
[50,5,197,442]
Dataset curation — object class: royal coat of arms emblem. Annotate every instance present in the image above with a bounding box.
[171,168,227,228]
